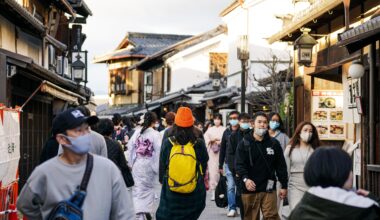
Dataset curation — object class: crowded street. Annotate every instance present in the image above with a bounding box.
[1,0,380,220]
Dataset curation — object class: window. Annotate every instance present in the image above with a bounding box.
[109,69,126,95]
[144,72,153,102]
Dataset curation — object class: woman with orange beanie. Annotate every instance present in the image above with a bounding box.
[157,107,209,220]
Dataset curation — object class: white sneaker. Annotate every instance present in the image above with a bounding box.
[227,210,236,217]
[210,190,215,201]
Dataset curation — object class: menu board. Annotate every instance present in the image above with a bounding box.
[311,90,345,140]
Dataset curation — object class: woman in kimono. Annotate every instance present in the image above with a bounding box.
[204,113,226,200]
[284,121,320,211]
[128,112,162,220]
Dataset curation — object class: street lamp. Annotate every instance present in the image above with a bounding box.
[72,53,86,82]
[294,28,317,67]
[210,68,222,90]
[237,35,249,113]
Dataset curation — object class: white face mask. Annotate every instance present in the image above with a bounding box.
[154,123,160,129]
[300,132,313,143]
[254,128,267,137]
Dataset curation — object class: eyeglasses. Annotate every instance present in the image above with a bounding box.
[229,117,238,120]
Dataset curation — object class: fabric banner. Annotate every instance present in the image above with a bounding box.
[0,110,20,187]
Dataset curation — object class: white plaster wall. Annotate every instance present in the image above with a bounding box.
[222,0,294,88]
[166,34,228,93]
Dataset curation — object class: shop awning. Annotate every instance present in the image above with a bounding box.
[268,0,342,44]
[337,15,380,53]
[40,81,84,105]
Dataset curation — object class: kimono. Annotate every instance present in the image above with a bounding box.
[128,127,162,217]
[204,125,226,191]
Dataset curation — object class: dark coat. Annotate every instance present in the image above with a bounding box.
[227,128,251,173]
[39,136,59,164]
[219,127,232,169]
[289,191,380,220]
[104,137,134,187]
[235,131,288,193]
[156,138,209,220]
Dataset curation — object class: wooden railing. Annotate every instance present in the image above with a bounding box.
[367,164,380,197]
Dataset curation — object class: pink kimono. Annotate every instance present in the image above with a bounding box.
[204,125,226,191]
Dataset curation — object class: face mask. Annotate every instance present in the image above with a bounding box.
[254,128,267,137]
[300,132,313,143]
[63,133,92,155]
[229,119,239,126]
[214,119,222,126]
[269,121,280,130]
[240,122,250,130]
[154,123,160,129]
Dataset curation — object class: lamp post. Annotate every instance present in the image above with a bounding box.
[294,28,317,67]
[237,35,249,113]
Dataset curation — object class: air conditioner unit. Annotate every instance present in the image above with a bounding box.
[48,45,56,71]
[56,56,62,75]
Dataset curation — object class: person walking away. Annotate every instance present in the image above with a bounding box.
[127,112,162,220]
[161,112,176,141]
[228,113,251,219]
[219,111,240,217]
[17,108,135,219]
[235,112,288,220]
[205,113,226,201]
[268,112,290,215]
[97,118,134,187]
[156,107,209,220]
[284,121,320,211]
[289,147,380,220]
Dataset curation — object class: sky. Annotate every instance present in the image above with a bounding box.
[83,0,232,95]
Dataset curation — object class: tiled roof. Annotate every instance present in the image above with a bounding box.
[94,33,191,63]
[186,79,214,93]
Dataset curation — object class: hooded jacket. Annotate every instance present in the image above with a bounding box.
[235,130,288,193]
[289,186,380,220]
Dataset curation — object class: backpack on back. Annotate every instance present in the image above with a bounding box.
[167,137,202,194]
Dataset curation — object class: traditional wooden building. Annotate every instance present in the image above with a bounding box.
[0,0,93,188]
[93,33,191,116]
[268,0,379,194]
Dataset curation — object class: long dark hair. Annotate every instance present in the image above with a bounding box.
[288,121,320,156]
[171,125,197,145]
[140,112,157,135]
[268,112,285,133]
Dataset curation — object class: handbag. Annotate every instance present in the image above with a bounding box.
[47,154,94,220]
[211,143,221,153]
[215,175,228,208]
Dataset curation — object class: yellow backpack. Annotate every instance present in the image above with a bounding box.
[167,138,203,194]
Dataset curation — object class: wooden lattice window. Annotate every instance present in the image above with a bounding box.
[209,53,227,76]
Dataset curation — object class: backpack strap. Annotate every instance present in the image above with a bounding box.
[79,154,94,191]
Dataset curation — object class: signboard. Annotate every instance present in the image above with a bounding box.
[311,90,346,140]
[0,110,20,187]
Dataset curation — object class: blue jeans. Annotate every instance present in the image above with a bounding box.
[224,164,236,211]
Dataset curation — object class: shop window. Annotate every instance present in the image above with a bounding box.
[109,69,126,95]
[144,72,153,102]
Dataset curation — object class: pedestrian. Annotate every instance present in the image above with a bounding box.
[127,112,162,220]
[97,118,134,187]
[203,120,213,134]
[268,112,290,216]
[17,108,135,219]
[218,111,240,217]
[156,107,209,220]
[195,121,204,131]
[268,112,289,151]
[204,113,226,200]
[284,121,321,211]
[57,106,108,157]
[160,111,176,139]
[228,112,252,219]
[122,116,136,148]
[39,115,61,164]
[235,112,288,220]
[289,147,380,220]
[112,113,127,144]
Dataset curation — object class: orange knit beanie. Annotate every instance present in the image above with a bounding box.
[175,107,194,127]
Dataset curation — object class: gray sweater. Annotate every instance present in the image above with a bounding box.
[17,155,135,220]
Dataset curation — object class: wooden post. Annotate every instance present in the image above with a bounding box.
[343,0,351,31]
[0,53,9,106]
[369,43,376,164]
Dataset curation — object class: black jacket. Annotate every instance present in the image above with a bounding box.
[104,137,134,187]
[235,130,288,193]
[289,191,380,220]
[39,136,59,164]
[219,127,233,169]
[227,128,251,173]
